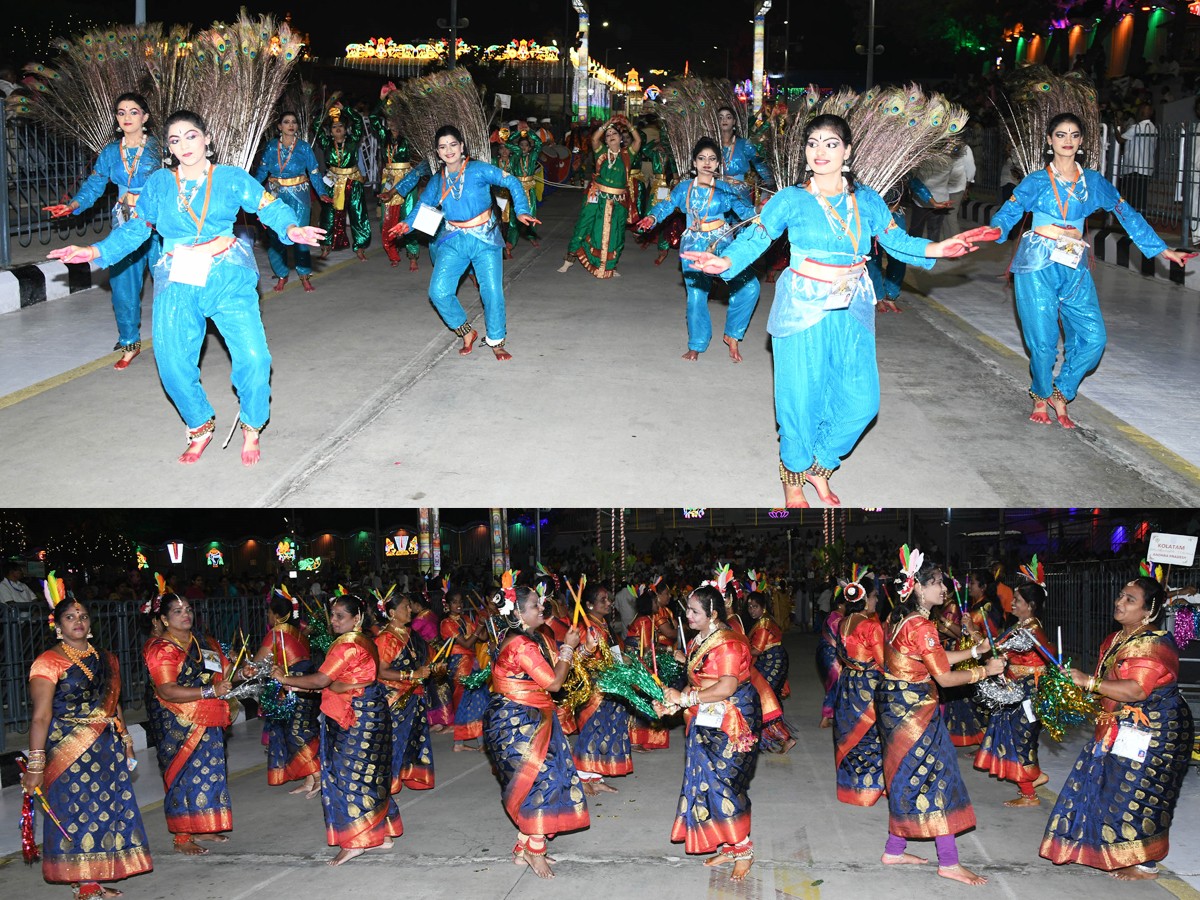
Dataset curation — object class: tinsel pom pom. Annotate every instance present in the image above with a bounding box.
[1173,607,1196,648]
[460,666,491,691]
[975,676,1026,710]
[258,681,297,723]
[653,649,684,686]
[595,654,666,720]
[1034,661,1100,742]
[306,611,333,653]
[21,793,39,864]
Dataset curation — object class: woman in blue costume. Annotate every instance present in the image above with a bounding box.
[683,115,983,508]
[51,110,324,467]
[484,584,588,880]
[255,110,329,292]
[374,591,435,796]
[637,138,761,363]
[389,125,537,361]
[989,113,1191,428]
[716,106,772,202]
[23,587,153,899]
[572,583,634,795]
[45,92,161,370]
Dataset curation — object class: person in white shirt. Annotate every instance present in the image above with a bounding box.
[0,562,37,603]
[909,153,955,240]
[1119,103,1158,208]
[944,143,976,241]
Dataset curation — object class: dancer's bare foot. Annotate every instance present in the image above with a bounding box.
[1111,865,1158,881]
[1032,773,1049,789]
[458,329,478,356]
[273,277,288,292]
[356,249,367,261]
[526,852,554,879]
[370,838,394,851]
[682,349,700,361]
[173,839,208,856]
[299,275,314,292]
[328,847,365,866]
[723,335,742,363]
[703,853,732,868]
[491,344,513,361]
[781,737,797,753]
[530,239,541,248]
[192,834,228,844]
[557,259,573,273]
[804,471,841,507]
[592,780,617,794]
[819,716,833,729]
[783,482,809,509]
[938,864,987,885]
[581,780,599,796]
[882,852,928,865]
[288,776,315,795]
[390,259,400,267]
[409,259,418,272]
[1003,795,1040,808]
[654,249,669,265]
[241,426,261,467]
[453,742,481,752]
[178,425,215,465]
[611,270,621,277]
[1029,397,1052,425]
[319,247,330,259]
[731,858,754,882]
[1048,391,1076,429]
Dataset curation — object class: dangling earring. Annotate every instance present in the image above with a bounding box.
[205,147,215,159]
[87,629,94,639]
[842,156,851,172]
[55,628,63,640]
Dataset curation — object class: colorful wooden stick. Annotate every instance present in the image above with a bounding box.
[17,758,71,844]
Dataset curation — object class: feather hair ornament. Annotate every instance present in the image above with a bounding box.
[1017,555,1046,588]
[992,65,1100,179]
[1139,559,1165,584]
[43,571,67,631]
[658,77,721,183]
[897,545,925,599]
[275,583,300,620]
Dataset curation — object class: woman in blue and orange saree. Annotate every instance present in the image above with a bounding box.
[876,549,1006,887]
[746,590,795,753]
[625,588,670,751]
[375,592,435,796]
[144,592,238,856]
[483,584,589,880]
[441,589,487,751]
[1040,575,1194,882]
[656,585,761,883]
[414,589,452,732]
[24,591,153,900]
[573,583,634,794]
[252,590,321,798]
[817,595,844,727]
[833,572,885,806]
[974,574,1050,808]
[273,594,403,866]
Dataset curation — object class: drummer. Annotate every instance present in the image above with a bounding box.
[538,118,556,145]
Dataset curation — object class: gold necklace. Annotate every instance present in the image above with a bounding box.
[61,641,97,680]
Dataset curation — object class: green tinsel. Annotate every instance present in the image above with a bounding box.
[258,681,296,723]
[460,665,491,691]
[596,654,667,721]
[306,611,333,654]
[653,648,684,685]
[1034,659,1100,742]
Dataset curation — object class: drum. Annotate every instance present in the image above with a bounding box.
[541,144,570,183]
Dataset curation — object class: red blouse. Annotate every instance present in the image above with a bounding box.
[492,634,558,710]
[258,623,311,669]
[749,616,783,652]
[842,614,885,668]
[145,634,232,727]
[883,615,950,683]
[319,632,379,729]
[440,614,474,656]
[626,615,656,649]
[687,629,753,687]
[1096,629,1178,712]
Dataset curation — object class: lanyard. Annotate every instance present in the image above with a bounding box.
[812,183,862,249]
[440,159,469,205]
[1046,164,1081,223]
[175,165,215,243]
[277,138,296,174]
[686,178,716,221]
[121,138,145,187]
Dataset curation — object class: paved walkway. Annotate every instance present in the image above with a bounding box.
[1,633,1195,900]
[0,190,1197,506]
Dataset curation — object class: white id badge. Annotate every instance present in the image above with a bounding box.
[413,203,445,235]
[1022,699,1037,723]
[822,272,857,310]
[496,196,509,211]
[1111,724,1152,761]
[168,245,213,287]
[113,201,131,227]
[1050,236,1085,268]
[609,644,624,665]
[322,173,336,187]
[200,648,223,674]
[656,186,670,201]
[695,701,726,728]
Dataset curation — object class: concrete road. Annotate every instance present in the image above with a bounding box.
[1,633,1195,900]
[0,188,1196,506]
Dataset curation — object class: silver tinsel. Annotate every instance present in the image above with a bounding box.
[225,653,275,701]
[998,629,1037,653]
[975,675,1026,709]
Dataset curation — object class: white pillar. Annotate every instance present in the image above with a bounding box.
[753,0,772,108]
[573,1,590,122]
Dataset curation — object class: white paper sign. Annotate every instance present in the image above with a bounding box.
[1022,699,1036,724]
[1050,235,1086,268]
[694,700,726,728]
[1148,532,1197,567]
[413,203,445,236]
[200,648,223,673]
[656,186,670,201]
[608,644,623,664]
[1110,724,1152,762]
[496,93,512,109]
[496,196,509,211]
[168,246,213,287]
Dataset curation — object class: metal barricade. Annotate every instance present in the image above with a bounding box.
[0,595,266,751]
[2,103,111,268]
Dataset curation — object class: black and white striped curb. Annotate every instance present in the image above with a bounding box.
[0,260,110,315]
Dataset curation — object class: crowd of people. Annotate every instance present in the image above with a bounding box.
[14,546,1196,896]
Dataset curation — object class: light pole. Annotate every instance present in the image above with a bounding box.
[752,0,772,108]
[573,0,589,124]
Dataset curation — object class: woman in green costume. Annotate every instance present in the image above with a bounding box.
[371,85,422,270]
[506,129,544,248]
[315,101,370,260]
[558,115,642,278]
